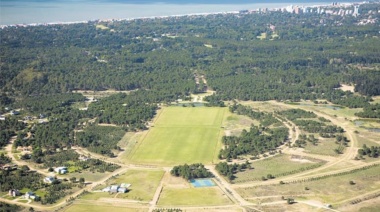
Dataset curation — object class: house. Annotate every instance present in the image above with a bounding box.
[110,185,119,193]
[54,167,68,174]
[0,116,5,121]
[102,186,111,192]
[24,116,33,121]
[117,187,127,193]
[44,176,55,184]
[8,189,20,197]
[79,155,89,161]
[17,146,33,152]
[38,119,47,124]
[25,191,37,200]
[10,110,20,115]
[120,183,131,188]
[1,164,18,171]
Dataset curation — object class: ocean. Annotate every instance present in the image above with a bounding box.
[0,0,358,26]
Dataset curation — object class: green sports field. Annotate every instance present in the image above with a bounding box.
[129,107,226,165]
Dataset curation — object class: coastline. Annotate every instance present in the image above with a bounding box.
[0,1,359,28]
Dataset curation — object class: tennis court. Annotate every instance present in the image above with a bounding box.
[190,178,216,188]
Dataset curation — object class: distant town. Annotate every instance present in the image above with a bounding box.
[1,1,378,29]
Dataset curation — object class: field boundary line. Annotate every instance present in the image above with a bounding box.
[212,108,227,164]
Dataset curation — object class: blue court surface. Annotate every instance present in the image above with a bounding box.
[190,178,216,188]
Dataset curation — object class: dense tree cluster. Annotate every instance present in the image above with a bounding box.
[16,93,86,114]
[1,8,379,104]
[170,163,213,180]
[229,104,281,127]
[355,104,380,118]
[278,109,317,121]
[215,161,251,181]
[352,71,380,96]
[0,153,12,165]
[0,202,21,212]
[76,125,125,157]
[0,166,43,192]
[87,92,157,129]
[358,145,380,158]
[293,120,344,134]
[15,109,83,150]
[0,117,25,148]
[42,183,74,205]
[219,126,288,160]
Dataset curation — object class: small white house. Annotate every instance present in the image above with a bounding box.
[79,155,89,161]
[102,186,111,192]
[54,167,68,174]
[44,176,55,184]
[25,191,37,199]
[110,185,119,193]
[9,189,20,197]
[120,183,131,188]
[117,187,127,193]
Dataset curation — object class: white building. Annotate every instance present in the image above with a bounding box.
[54,167,68,174]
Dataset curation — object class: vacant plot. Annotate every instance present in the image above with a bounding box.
[119,132,143,160]
[67,171,106,182]
[237,165,380,204]
[130,107,226,165]
[158,187,232,206]
[224,113,259,136]
[303,137,342,156]
[233,154,325,183]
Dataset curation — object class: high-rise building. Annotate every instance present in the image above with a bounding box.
[353,5,360,16]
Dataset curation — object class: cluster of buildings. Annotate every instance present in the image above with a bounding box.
[8,189,40,200]
[246,2,365,18]
[102,183,131,193]
[3,2,378,29]
[280,4,361,17]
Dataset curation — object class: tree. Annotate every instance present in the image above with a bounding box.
[70,177,76,183]
[79,177,85,184]
[287,198,295,204]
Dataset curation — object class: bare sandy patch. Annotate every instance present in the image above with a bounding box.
[162,174,190,189]
[337,84,355,92]
[290,155,315,163]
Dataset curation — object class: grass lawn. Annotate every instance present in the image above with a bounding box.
[103,170,164,201]
[233,154,325,183]
[113,169,164,201]
[78,192,114,200]
[158,187,232,206]
[64,203,147,212]
[224,113,259,136]
[129,107,226,165]
[67,171,106,182]
[303,137,342,156]
[118,132,142,160]
[80,170,163,202]
[237,164,380,204]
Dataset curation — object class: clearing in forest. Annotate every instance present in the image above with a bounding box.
[129,107,226,166]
